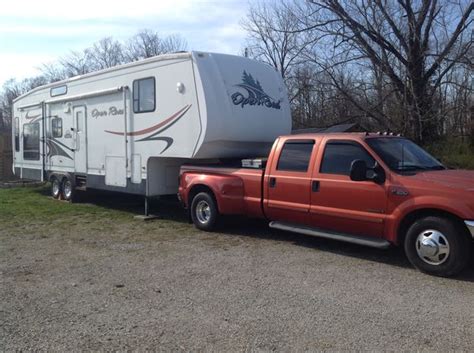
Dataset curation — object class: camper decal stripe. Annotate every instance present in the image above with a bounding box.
[49,138,75,152]
[104,104,191,137]
[140,136,174,153]
[136,106,189,143]
[46,139,73,160]
[25,111,41,120]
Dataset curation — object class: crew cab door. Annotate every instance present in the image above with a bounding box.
[264,139,317,225]
[309,139,387,238]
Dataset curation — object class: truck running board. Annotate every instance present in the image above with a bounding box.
[269,222,391,249]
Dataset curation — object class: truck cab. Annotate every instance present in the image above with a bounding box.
[179,133,474,277]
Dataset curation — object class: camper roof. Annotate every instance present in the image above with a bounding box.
[14,51,194,103]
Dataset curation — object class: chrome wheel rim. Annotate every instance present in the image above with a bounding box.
[64,181,72,199]
[416,229,450,265]
[52,180,60,197]
[195,200,211,224]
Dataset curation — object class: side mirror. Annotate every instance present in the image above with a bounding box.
[350,160,368,181]
[350,160,386,184]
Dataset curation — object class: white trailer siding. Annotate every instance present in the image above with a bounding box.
[12,51,291,196]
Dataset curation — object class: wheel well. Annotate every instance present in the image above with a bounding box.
[188,184,217,209]
[397,208,468,245]
[49,174,64,182]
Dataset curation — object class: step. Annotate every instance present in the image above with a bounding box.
[269,221,391,249]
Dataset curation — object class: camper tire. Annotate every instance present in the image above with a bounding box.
[51,177,61,199]
[190,192,219,231]
[61,177,75,202]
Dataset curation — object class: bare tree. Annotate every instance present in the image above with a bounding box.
[242,0,313,80]
[298,0,473,142]
[125,30,187,61]
[40,62,67,83]
[161,34,187,53]
[58,50,95,77]
[88,37,125,70]
[0,77,48,128]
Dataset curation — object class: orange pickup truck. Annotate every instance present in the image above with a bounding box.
[178,133,474,277]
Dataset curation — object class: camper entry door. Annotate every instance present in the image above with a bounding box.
[73,106,87,174]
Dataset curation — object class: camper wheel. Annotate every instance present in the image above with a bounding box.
[51,177,61,199]
[61,177,75,202]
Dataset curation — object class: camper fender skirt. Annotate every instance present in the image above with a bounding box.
[47,172,75,186]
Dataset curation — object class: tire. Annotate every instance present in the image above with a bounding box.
[190,192,219,231]
[404,216,471,277]
[61,177,75,202]
[51,177,61,199]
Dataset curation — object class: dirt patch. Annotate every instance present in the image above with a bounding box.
[1,187,473,350]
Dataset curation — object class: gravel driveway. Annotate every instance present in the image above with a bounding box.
[1,188,473,351]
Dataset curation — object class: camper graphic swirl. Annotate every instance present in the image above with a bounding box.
[231,71,281,110]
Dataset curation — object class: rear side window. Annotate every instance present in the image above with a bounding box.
[23,122,40,160]
[133,77,155,113]
[320,141,375,176]
[277,140,315,172]
[14,117,20,151]
[52,117,63,138]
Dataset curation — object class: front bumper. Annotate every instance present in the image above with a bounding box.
[465,221,474,239]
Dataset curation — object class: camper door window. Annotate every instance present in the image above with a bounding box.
[23,122,40,160]
[133,77,155,113]
[14,117,20,152]
[52,118,63,138]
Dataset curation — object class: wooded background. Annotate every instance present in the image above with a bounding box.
[1,0,472,156]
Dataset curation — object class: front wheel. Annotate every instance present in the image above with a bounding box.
[190,192,219,231]
[404,216,471,277]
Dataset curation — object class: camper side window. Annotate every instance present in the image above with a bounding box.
[133,77,155,113]
[50,85,67,97]
[23,122,40,160]
[52,118,63,138]
[14,117,20,152]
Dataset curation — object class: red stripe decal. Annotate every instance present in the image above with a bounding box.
[105,104,191,136]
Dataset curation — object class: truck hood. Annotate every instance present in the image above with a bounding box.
[409,170,474,191]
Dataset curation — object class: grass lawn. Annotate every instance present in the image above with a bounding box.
[0,185,191,235]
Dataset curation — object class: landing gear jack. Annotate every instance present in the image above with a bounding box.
[134,196,159,221]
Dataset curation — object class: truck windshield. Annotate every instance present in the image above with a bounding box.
[366,137,445,173]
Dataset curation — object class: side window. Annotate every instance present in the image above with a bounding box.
[320,141,375,176]
[23,122,40,160]
[52,117,62,138]
[50,85,67,97]
[277,140,315,172]
[14,117,20,152]
[133,77,155,113]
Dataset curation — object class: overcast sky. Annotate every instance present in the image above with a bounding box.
[0,0,252,86]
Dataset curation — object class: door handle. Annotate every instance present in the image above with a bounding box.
[312,180,320,192]
[269,177,277,188]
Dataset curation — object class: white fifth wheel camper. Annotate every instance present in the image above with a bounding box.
[12,51,291,201]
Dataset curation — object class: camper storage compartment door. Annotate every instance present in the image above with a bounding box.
[105,156,126,187]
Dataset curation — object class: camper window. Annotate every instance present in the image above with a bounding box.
[23,122,40,160]
[52,117,63,138]
[14,117,20,152]
[50,85,67,97]
[133,77,155,113]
